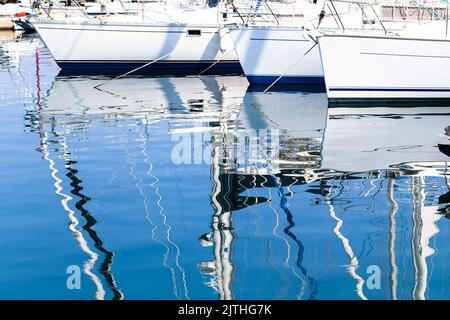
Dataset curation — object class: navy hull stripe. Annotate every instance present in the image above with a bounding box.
[329,87,450,92]
[56,61,243,76]
[247,75,324,85]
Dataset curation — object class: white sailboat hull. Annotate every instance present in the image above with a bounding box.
[32,20,241,75]
[230,26,323,84]
[319,34,450,101]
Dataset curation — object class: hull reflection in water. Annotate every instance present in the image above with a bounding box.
[43,75,249,119]
[14,62,450,299]
[324,106,450,172]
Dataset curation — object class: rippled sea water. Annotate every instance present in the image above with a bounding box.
[0,31,449,300]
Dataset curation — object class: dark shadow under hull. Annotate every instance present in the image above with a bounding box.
[57,60,243,76]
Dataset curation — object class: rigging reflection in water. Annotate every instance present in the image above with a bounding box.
[411,176,443,300]
[18,56,449,300]
[127,114,190,300]
[326,183,367,300]
[387,178,399,300]
[198,144,235,300]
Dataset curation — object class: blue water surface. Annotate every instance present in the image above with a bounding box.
[0,31,448,300]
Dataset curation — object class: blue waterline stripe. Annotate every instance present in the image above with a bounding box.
[324,33,450,42]
[329,87,450,92]
[360,52,450,59]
